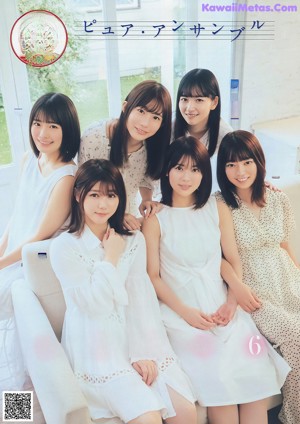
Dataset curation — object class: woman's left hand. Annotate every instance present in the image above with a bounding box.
[211,300,237,326]
[132,360,158,385]
[264,180,281,192]
[139,200,162,219]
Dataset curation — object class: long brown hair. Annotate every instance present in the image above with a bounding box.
[110,80,172,179]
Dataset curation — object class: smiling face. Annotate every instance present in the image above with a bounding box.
[178,95,218,132]
[169,155,203,206]
[225,158,258,193]
[125,100,163,142]
[82,182,119,231]
[31,115,63,156]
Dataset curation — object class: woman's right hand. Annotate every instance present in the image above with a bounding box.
[231,282,261,313]
[123,213,142,231]
[132,360,158,386]
[181,306,216,330]
[102,228,125,266]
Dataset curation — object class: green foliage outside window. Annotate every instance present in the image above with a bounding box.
[18,0,86,103]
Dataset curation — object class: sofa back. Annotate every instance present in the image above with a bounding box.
[22,239,65,341]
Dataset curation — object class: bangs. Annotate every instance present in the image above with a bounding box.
[134,89,165,115]
[95,182,117,196]
[226,145,254,163]
[144,99,163,115]
[84,178,117,195]
[180,83,206,98]
[168,145,207,173]
[176,154,198,168]
[33,106,61,125]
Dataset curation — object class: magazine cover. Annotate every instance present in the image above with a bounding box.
[0,0,299,423]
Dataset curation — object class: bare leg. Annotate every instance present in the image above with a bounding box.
[239,399,268,424]
[127,411,162,424]
[252,304,300,423]
[164,386,197,424]
[207,405,239,424]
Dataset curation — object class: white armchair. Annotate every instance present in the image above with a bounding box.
[11,239,208,424]
[12,174,300,424]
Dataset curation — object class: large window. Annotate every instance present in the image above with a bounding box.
[1,0,233,160]
[0,0,233,232]
[0,82,12,166]
[20,0,232,132]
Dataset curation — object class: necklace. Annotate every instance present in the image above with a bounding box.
[127,141,143,155]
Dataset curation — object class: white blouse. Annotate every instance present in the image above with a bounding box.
[50,228,180,377]
[50,227,195,420]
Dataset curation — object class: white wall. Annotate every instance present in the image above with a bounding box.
[240,0,300,130]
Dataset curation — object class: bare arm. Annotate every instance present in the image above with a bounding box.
[217,200,261,312]
[142,215,215,329]
[124,187,161,231]
[0,175,74,270]
[281,241,300,269]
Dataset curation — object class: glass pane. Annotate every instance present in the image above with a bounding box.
[117,0,185,98]
[18,0,108,131]
[0,82,12,166]
[70,0,140,11]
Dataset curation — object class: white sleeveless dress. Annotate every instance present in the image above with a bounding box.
[0,152,76,391]
[156,197,290,406]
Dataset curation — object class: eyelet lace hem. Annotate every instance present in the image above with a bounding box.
[75,368,134,385]
[158,356,176,372]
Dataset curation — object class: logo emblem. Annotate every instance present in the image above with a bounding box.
[10,10,68,67]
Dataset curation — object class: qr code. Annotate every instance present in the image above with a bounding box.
[2,391,33,422]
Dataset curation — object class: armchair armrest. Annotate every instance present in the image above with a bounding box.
[22,239,66,340]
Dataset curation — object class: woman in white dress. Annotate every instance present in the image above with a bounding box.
[142,136,290,424]
[173,69,232,191]
[50,159,196,424]
[0,93,80,390]
[78,80,172,230]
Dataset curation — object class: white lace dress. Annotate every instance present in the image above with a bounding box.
[156,197,290,407]
[0,153,76,390]
[79,120,155,216]
[50,228,195,423]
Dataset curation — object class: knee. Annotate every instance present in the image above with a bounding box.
[128,411,162,424]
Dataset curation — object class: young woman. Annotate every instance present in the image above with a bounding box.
[50,159,196,424]
[173,69,278,194]
[143,136,290,424]
[0,92,80,390]
[79,80,172,230]
[217,130,300,424]
[173,69,232,191]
